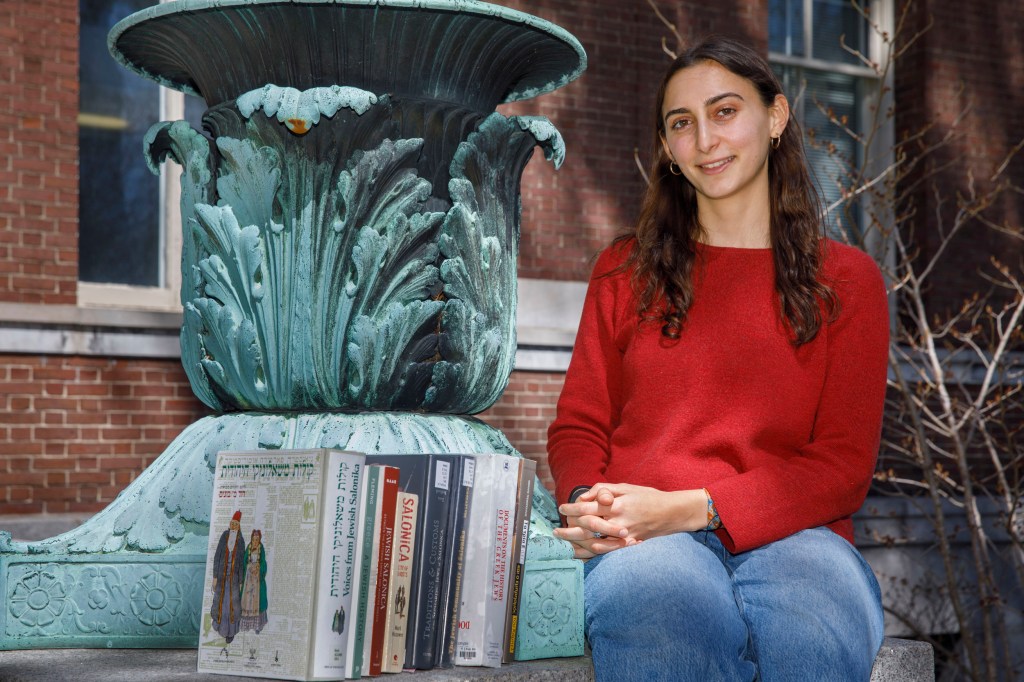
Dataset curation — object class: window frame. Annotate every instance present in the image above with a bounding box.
[768,0,895,260]
[77,0,185,313]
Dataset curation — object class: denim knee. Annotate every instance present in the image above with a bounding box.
[729,528,885,681]
[583,534,755,681]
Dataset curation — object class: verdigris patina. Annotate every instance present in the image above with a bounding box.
[0,0,585,659]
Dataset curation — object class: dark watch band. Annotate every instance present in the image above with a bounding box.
[567,485,591,504]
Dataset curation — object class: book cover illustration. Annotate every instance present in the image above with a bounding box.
[198,449,364,681]
[209,511,269,645]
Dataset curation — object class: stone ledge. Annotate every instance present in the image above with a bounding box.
[0,649,592,682]
[0,638,932,681]
[871,638,935,682]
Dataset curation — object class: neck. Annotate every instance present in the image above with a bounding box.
[695,183,771,248]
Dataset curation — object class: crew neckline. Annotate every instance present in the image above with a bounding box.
[695,241,772,254]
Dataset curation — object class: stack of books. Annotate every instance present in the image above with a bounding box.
[197,449,536,681]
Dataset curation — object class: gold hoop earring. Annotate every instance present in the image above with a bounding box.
[669,161,683,176]
[770,136,781,150]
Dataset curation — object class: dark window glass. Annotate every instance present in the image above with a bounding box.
[79,0,160,286]
[775,64,862,240]
[769,0,806,57]
[812,0,870,65]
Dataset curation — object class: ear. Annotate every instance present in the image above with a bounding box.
[768,93,790,139]
[659,133,673,164]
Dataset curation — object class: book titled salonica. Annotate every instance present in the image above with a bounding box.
[198,448,366,681]
[382,491,418,673]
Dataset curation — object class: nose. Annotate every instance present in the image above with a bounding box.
[695,121,718,154]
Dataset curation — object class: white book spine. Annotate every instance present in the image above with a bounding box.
[311,452,365,679]
[454,456,494,667]
[483,455,518,668]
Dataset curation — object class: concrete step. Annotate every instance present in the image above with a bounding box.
[0,639,932,681]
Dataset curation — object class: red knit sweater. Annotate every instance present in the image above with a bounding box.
[547,239,889,553]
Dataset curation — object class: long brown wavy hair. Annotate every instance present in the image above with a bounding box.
[615,36,837,345]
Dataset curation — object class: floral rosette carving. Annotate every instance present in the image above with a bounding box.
[9,569,69,630]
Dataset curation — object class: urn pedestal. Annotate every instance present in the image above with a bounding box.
[0,0,586,658]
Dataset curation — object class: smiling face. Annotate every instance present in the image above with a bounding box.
[660,60,789,217]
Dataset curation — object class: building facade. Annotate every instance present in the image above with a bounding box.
[1,0,1022,528]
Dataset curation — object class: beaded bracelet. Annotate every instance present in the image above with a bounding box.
[703,488,722,531]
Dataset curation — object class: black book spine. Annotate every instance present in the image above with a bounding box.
[435,456,472,668]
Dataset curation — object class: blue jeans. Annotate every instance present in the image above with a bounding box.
[583,528,884,681]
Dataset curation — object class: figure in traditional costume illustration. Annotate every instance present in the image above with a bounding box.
[211,510,245,643]
[331,606,345,635]
[240,528,269,634]
[395,584,406,618]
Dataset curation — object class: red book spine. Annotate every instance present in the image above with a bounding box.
[369,465,400,676]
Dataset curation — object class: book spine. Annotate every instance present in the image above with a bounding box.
[343,459,372,679]
[436,456,472,668]
[360,465,386,677]
[502,458,536,663]
[351,464,381,678]
[311,452,365,679]
[382,492,418,673]
[408,457,453,669]
[369,466,399,676]
[483,455,517,668]
[455,456,492,667]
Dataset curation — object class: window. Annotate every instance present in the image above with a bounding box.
[769,0,892,242]
[78,0,203,311]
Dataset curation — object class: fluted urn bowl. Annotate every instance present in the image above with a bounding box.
[108,0,585,415]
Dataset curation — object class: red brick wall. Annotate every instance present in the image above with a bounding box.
[478,371,566,495]
[0,356,209,515]
[0,358,560,513]
[895,0,1024,313]
[0,0,79,305]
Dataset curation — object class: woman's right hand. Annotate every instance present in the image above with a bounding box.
[553,490,633,560]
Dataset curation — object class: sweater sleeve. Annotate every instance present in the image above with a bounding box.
[706,246,890,552]
[547,246,630,505]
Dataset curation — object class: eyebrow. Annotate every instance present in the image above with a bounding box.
[663,92,745,120]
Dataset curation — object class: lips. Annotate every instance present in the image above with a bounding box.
[698,156,735,173]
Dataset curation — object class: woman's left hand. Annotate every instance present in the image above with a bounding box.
[559,484,709,542]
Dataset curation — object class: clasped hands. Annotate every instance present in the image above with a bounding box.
[552,483,709,560]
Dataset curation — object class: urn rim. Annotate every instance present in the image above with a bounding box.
[108,0,587,109]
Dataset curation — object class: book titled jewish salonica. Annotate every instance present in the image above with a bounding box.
[198,448,365,681]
